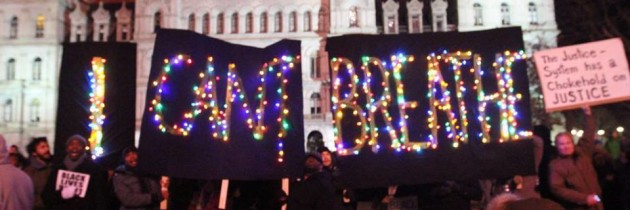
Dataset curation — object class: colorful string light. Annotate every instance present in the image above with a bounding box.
[332,50,531,155]
[427,51,471,148]
[475,51,528,142]
[88,57,106,157]
[148,54,299,163]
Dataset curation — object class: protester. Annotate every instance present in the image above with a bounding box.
[533,124,555,199]
[549,106,603,209]
[42,134,109,210]
[0,134,34,210]
[287,152,335,210]
[605,130,622,162]
[8,144,28,168]
[23,137,53,210]
[318,147,356,210]
[113,146,163,210]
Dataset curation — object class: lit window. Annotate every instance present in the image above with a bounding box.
[36,15,45,38]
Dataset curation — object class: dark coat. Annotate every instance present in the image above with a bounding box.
[549,113,603,210]
[42,158,108,210]
[287,171,336,210]
[23,158,52,210]
[113,165,162,210]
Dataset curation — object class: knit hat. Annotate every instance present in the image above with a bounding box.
[66,135,88,147]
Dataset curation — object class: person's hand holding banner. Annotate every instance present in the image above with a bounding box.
[61,186,77,199]
[55,170,90,198]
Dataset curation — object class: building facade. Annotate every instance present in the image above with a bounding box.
[0,0,65,153]
[0,0,559,154]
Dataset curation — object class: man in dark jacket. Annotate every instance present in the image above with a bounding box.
[287,153,336,210]
[42,135,109,210]
[23,137,53,210]
[549,107,602,210]
[113,146,163,210]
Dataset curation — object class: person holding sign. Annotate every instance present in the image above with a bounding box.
[549,107,603,210]
[42,134,108,210]
[113,146,163,210]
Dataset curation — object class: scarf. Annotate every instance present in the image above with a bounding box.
[29,156,50,170]
[63,153,86,171]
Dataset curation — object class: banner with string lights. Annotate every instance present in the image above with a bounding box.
[327,27,535,188]
[55,42,137,169]
[138,29,304,180]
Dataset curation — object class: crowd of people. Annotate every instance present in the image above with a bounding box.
[1,106,630,210]
[0,134,164,210]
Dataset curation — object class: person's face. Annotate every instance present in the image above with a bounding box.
[556,134,575,156]
[612,131,619,138]
[9,146,17,154]
[66,139,85,161]
[321,151,332,167]
[305,156,322,172]
[34,141,51,160]
[124,151,138,168]
[9,154,19,167]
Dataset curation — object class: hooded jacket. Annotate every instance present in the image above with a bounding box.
[0,134,34,210]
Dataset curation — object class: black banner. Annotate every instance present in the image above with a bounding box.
[55,43,137,168]
[326,27,535,188]
[138,29,304,180]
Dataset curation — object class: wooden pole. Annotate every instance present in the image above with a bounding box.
[218,179,229,210]
[282,178,289,210]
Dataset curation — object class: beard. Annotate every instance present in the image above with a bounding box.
[38,153,52,162]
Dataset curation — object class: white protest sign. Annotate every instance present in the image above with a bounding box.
[534,38,630,112]
[55,170,91,198]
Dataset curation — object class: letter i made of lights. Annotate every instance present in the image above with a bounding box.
[88,57,106,157]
